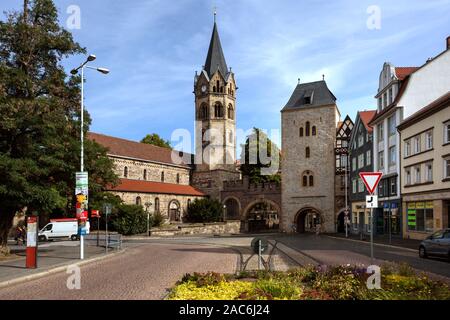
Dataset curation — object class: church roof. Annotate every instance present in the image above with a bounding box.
[109,179,205,197]
[204,22,228,78]
[88,132,192,168]
[282,80,337,111]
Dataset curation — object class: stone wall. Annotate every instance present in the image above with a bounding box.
[192,169,240,200]
[111,157,191,186]
[150,220,241,237]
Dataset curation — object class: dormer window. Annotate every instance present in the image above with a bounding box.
[303,89,314,105]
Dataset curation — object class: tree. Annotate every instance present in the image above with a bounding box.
[141,133,171,149]
[185,198,223,223]
[109,204,147,236]
[240,128,281,184]
[0,0,118,254]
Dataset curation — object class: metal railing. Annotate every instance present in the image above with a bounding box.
[85,233,122,250]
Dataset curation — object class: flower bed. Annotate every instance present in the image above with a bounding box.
[168,263,450,300]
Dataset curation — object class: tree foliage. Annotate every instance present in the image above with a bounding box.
[0,0,118,251]
[240,128,281,184]
[185,198,223,223]
[109,204,147,236]
[141,133,171,149]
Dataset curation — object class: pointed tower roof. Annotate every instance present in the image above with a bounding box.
[204,22,228,78]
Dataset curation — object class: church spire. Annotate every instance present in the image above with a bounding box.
[204,17,228,78]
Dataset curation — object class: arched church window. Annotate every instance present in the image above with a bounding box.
[306,122,311,136]
[228,104,234,119]
[299,127,304,137]
[176,173,180,184]
[312,126,317,136]
[200,104,209,120]
[213,86,217,93]
[216,80,220,91]
[155,198,160,213]
[302,171,314,187]
[303,175,308,187]
[306,147,310,158]
[309,175,314,187]
[143,169,147,180]
[124,166,128,178]
[161,171,165,182]
[214,102,224,118]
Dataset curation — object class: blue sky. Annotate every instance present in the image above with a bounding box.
[2,0,450,152]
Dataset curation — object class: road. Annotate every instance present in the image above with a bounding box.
[274,234,450,279]
[0,243,237,300]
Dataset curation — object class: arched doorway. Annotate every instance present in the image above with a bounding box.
[295,208,323,233]
[337,209,351,233]
[223,197,240,220]
[168,200,181,222]
[244,200,280,232]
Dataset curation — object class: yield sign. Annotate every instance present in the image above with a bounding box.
[359,172,383,194]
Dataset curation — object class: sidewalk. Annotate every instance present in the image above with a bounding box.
[326,233,421,251]
[0,241,121,287]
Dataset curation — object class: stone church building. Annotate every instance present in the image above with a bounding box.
[88,18,351,233]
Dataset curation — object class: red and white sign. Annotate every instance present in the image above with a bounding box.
[359,172,383,194]
[26,216,38,269]
[91,210,100,218]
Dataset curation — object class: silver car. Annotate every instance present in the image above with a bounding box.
[419,229,450,260]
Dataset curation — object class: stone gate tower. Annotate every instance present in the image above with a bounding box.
[192,18,240,199]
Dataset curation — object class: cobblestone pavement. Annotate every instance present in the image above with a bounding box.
[0,243,237,300]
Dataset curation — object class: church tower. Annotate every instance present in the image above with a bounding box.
[192,16,240,199]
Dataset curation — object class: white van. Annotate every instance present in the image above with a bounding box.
[38,219,81,241]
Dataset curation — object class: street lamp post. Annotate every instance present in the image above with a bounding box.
[71,55,109,260]
[145,202,152,237]
[223,205,227,222]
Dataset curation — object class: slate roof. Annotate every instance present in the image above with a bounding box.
[204,22,228,78]
[88,132,192,168]
[109,179,205,197]
[282,81,337,111]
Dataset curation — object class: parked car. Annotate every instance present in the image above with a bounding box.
[419,229,450,260]
[38,218,80,242]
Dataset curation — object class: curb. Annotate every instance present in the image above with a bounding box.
[323,235,418,253]
[0,249,126,290]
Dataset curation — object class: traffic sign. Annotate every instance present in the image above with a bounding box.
[366,195,378,208]
[359,172,383,194]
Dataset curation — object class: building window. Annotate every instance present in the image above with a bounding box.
[302,171,314,187]
[228,104,234,120]
[378,151,384,169]
[405,169,411,185]
[136,197,142,206]
[199,104,209,120]
[378,123,384,142]
[445,121,450,144]
[352,179,357,193]
[388,87,393,105]
[155,198,160,213]
[388,115,396,136]
[214,103,224,118]
[425,130,433,150]
[306,122,311,136]
[414,136,421,154]
[405,140,411,157]
[358,154,364,169]
[143,169,147,180]
[352,158,356,172]
[176,173,180,184]
[161,171,165,182]
[383,92,387,108]
[425,163,433,182]
[299,127,304,137]
[358,178,365,193]
[444,158,450,178]
[378,98,382,110]
[312,126,317,136]
[415,166,421,184]
[124,166,128,178]
[407,202,434,232]
[390,178,397,195]
[366,151,371,166]
[358,134,364,148]
[305,147,311,158]
[389,146,396,165]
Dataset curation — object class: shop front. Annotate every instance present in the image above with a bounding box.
[374,200,402,237]
[351,201,371,236]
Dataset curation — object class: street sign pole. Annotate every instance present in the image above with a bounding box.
[359,172,383,265]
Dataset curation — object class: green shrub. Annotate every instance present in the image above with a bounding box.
[151,212,165,228]
[185,198,223,223]
[109,204,147,235]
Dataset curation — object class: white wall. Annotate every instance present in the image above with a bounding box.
[398,50,450,119]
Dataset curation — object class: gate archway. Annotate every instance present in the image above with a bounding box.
[295,207,323,233]
[222,197,241,220]
[243,200,280,232]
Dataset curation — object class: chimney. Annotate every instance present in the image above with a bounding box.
[447,36,450,50]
